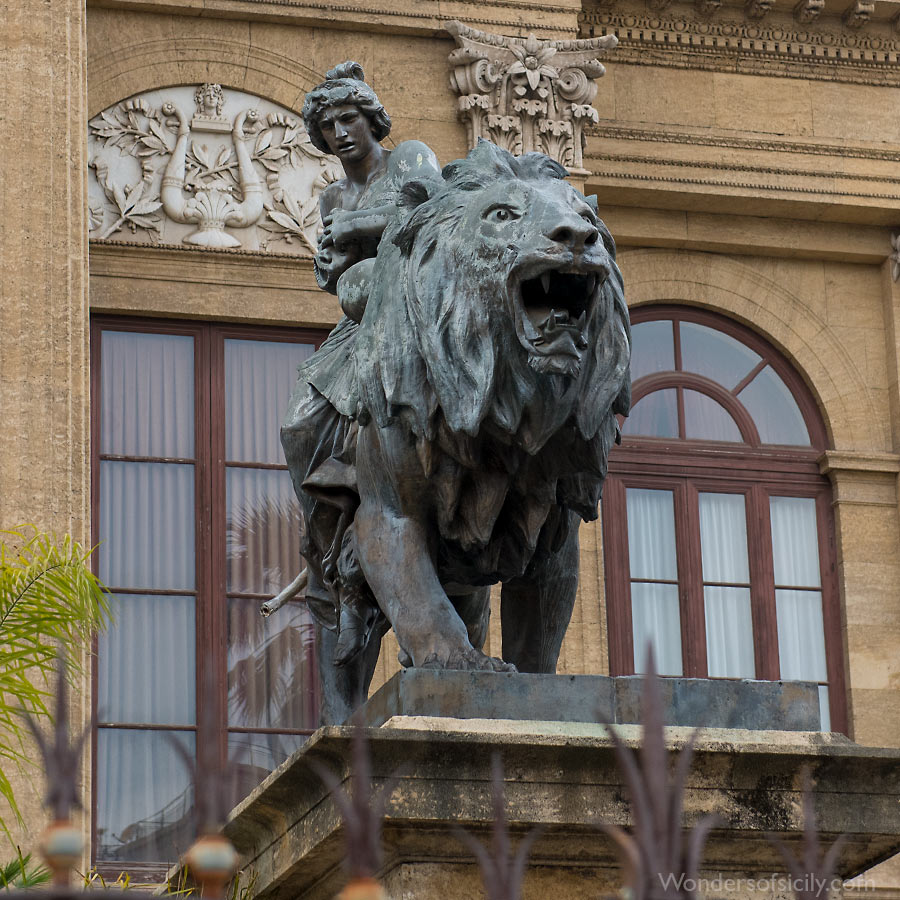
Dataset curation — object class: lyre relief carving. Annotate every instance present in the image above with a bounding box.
[160,101,263,248]
[88,85,342,253]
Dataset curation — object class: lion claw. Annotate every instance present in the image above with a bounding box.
[419,647,518,673]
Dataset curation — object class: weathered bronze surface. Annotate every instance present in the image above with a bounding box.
[278,62,631,723]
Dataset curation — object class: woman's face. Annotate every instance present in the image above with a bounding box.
[318,103,379,163]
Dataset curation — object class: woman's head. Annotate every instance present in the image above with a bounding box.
[303,62,392,154]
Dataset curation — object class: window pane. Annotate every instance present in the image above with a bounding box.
[699,493,749,583]
[704,586,755,678]
[631,582,683,675]
[630,320,675,381]
[738,366,810,446]
[818,685,831,732]
[226,468,301,594]
[623,389,679,438]
[99,461,195,590]
[96,730,194,863]
[679,321,761,390]
[227,600,318,729]
[101,331,194,458]
[229,733,309,801]
[683,391,742,442]
[626,488,677,580]
[770,496,820,587]
[776,589,828,682]
[226,339,315,464]
[99,594,195,725]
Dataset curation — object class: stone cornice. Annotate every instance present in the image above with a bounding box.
[87,0,580,39]
[587,124,900,164]
[579,6,900,85]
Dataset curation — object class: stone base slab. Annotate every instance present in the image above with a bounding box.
[363,669,822,731]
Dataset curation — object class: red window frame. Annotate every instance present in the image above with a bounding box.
[89,316,327,878]
[602,305,847,734]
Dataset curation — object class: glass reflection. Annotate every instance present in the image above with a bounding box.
[623,389,679,438]
[228,733,308,802]
[227,599,318,730]
[738,366,810,445]
[679,322,760,390]
[226,468,301,594]
[630,320,675,381]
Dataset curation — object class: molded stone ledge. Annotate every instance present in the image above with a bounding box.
[224,718,900,900]
[362,669,822,731]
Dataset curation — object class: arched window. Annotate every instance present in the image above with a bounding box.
[602,306,846,733]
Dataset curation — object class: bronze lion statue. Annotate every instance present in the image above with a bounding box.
[279,140,631,722]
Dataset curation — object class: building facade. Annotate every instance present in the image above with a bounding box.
[1,0,899,888]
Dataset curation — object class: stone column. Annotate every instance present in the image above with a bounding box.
[0,0,90,539]
[0,0,91,852]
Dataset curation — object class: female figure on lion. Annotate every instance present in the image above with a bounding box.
[279,63,441,717]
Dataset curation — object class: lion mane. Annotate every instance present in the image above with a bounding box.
[356,140,630,580]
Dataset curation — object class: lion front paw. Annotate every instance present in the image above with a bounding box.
[420,647,518,673]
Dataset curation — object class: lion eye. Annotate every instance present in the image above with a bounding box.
[485,206,519,223]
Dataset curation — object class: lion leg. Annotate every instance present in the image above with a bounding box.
[500,511,580,673]
[450,586,491,652]
[354,424,514,672]
[315,618,387,725]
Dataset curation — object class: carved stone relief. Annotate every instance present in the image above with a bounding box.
[579,9,900,85]
[445,21,617,174]
[88,85,343,254]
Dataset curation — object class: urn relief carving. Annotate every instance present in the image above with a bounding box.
[88,85,343,253]
[445,21,617,175]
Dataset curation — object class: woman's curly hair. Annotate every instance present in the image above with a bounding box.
[302,61,392,154]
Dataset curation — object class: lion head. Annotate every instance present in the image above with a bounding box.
[358,140,630,468]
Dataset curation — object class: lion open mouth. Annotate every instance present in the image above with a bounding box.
[517,268,604,375]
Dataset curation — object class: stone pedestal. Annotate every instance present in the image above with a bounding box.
[225,674,900,900]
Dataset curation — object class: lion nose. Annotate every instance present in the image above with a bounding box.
[546,216,600,251]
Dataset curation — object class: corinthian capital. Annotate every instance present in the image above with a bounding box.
[445,21,617,175]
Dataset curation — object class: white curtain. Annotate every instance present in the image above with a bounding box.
[101,331,194,458]
[770,496,829,729]
[627,488,677,580]
[627,489,682,674]
[699,493,755,677]
[98,594,195,725]
[99,460,195,590]
[96,730,194,863]
[225,339,314,463]
[770,496,820,587]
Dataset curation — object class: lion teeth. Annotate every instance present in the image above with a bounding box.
[541,273,551,294]
[576,311,586,330]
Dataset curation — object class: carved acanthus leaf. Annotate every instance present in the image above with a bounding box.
[446,20,617,175]
[88,85,342,254]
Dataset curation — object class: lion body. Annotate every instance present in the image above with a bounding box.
[283,140,630,723]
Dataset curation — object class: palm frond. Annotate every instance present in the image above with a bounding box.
[0,526,110,828]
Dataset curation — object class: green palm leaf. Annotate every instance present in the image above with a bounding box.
[0,526,110,836]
